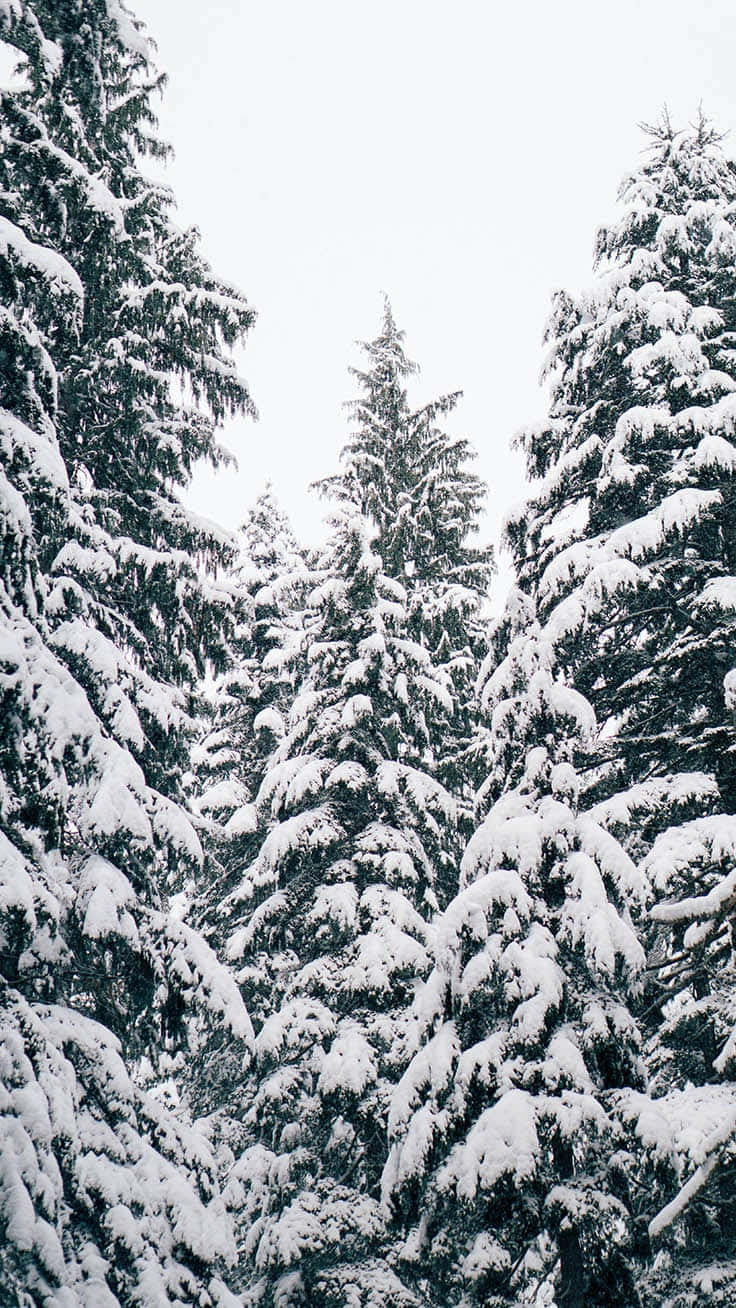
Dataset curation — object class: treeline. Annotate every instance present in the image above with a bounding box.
[0,4,734,1307]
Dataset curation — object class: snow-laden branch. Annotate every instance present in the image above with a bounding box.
[649,1107,736,1238]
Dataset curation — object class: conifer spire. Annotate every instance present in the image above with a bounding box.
[316,302,493,805]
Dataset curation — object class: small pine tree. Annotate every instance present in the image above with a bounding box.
[383,591,649,1308]
[217,514,459,1306]
[195,485,311,934]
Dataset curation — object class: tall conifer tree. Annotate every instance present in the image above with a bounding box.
[218,514,458,1306]
[507,113,736,812]
[0,1,256,1300]
[502,114,736,1304]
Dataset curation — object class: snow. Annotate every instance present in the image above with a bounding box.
[539,476,723,645]
[387,1022,459,1138]
[644,813,736,896]
[542,1031,594,1093]
[254,706,284,735]
[437,1089,539,1199]
[561,850,645,978]
[0,993,239,1303]
[344,915,428,997]
[620,1084,736,1239]
[0,831,38,944]
[83,762,152,846]
[578,814,649,903]
[224,803,259,836]
[226,890,288,959]
[157,917,254,1044]
[250,806,344,874]
[105,0,152,58]
[0,215,83,302]
[326,760,369,791]
[317,1024,378,1096]
[462,795,549,891]
[254,998,335,1064]
[649,1150,721,1239]
[377,762,456,822]
[462,1231,512,1282]
[308,882,359,933]
[651,860,736,925]
[151,795,203,864]
[78,856,139,947]
[539,496,591,550]
[415,672,454,713]
[284,758,330,807]
[340,693,373,727]
[589,773,719,834]
[0,411,68,495]
[504,924,564,1041]
[693,432,736,471]
[454,1032,507,1093]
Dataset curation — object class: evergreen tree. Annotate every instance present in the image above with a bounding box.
[507,112,736,812]
[218,514,459,1306]
[195,485,311,934]
[383,591,649,1308]
[316,301,494,804]
[0,1,256,1300]
[501,114,736,1304]
[2,0,255,801]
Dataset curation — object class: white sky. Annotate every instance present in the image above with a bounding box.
[144,0,736,570]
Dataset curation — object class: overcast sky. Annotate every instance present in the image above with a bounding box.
[145,0,736,569]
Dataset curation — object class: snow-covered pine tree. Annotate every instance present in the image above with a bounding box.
[219,514,459,1306]
[0,1,256,1301]
[506,111,736,814]
[501,113,736,1304]
[195,485,311,934]
[316,300,493,806]
[383,590,649,1308]
[2,0,256,801]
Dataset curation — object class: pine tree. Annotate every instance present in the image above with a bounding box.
[507,112,736,813]
[383,591,649,1308]
[217,514,459,1306]
[316,301,493,805]
[0,2,256,1300]
[195,485,311,934]
[501,114,736,1304]
[2,0,255,801]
